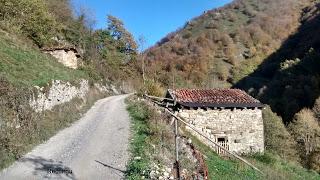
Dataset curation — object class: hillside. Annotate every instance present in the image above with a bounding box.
[0,31,88,87]
[144,0,312,88]
[235,2,320,122]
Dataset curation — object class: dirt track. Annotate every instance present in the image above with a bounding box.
[0,94,131,180]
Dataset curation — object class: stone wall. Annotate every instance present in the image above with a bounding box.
[29,80,118,112]
[179,108,264,154]
[30,80,89,112]
[45,50,79,69]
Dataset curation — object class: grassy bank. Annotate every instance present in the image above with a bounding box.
[0,31,88,87]
[185,131,260,179]
[187,132,320,179]
[0,87,108,169]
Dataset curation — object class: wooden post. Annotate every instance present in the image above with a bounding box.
[173,111,180,179]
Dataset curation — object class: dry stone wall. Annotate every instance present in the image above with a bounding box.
[30,80,89,112]
[30,80,118,112]
[179,108,264,154]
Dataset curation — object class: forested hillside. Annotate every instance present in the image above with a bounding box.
[144,0,312,88]
[144,0,320,173]
[235,2,320,122]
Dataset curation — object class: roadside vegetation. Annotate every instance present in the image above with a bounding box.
[125,98,152,179]
[126,97,196,179]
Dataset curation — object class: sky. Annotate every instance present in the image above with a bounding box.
[72,0,233,49]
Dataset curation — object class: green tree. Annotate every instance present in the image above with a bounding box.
[107,15,137,57]
[45,0,73,23]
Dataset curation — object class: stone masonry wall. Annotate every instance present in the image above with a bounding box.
[179,108,264,154]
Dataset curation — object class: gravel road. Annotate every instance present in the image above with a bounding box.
[0,94,131,180]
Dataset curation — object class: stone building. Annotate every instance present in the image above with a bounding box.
[165,89,264,154]
[42,46,82,69]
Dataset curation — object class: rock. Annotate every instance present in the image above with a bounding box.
[150,170,156,178]
[163,172,170,177]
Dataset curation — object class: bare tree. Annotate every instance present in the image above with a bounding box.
[138,35,147,84]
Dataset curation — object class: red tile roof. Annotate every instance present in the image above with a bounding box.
[167,89,263,108]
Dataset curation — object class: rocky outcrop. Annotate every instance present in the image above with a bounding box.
[42,47,81,69]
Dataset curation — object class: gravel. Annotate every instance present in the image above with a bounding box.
[0,94,131,180]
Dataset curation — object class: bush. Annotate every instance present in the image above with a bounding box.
[262,106,298,161]
[253,152,276,165]
[289,109,320,166]
[0,0,58,46]
[139,80,165,97]
[312,97,320,120]
[308,150,320,173]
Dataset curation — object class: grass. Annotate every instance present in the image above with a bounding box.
[248,153,320,180]
[125,98,152,179]
[184,130,261,180]
[185,130,320,180]
[0,31,88,87]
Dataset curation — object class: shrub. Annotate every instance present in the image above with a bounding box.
[262,106,298,161]
[312,97,320,120]
[0,0,58,46]
[140,80,165,97]
[289,109,320,165]
[308,149,320,173]
[253,152,276,165]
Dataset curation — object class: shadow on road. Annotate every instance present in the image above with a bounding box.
[19,156,75,179]
[94,160,125,174]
